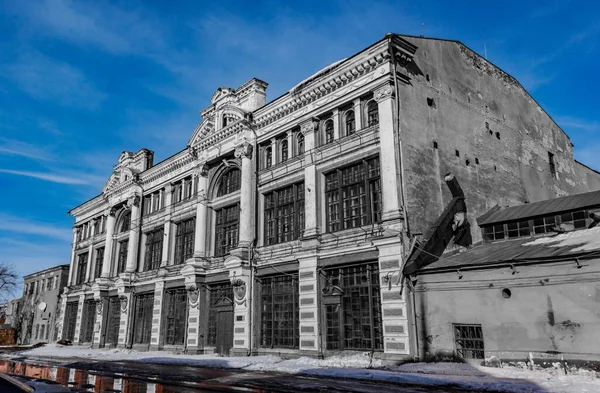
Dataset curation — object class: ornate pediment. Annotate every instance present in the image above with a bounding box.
[188,117,215,149]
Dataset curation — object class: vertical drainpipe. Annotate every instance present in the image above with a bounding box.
[388,34,419,359]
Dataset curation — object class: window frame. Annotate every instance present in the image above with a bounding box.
[259,274,299,349]
[76,252,88,285]
[144,228,164,271]
[366,100,379,126]
[217,169,241,197]
[215,204,239,256]
[345,109,356,136]
[264,182,305,245]
[323,119,334,145]
[174,218,195,265]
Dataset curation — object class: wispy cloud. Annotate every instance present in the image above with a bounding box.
[574,143,600,172]
[0,138,53,161]
[1,50,106,109]
[556,116,600,133]
[0,169,103,185]
[0,214,72,242]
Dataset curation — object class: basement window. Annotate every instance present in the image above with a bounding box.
[453,324,484,359]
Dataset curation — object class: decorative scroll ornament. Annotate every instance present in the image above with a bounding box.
[374,84,394,103]
[322,275,343,296]
[187,284,200,308]
[119,295,128,313]
[109,206,118,217]
[199,162,210,178]
[128,195,140,207]
[234,143,253,159]
[231,278,247,305]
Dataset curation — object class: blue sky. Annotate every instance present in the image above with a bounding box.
[1,0,599,288]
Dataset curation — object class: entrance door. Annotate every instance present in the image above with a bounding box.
[216,309,233,356]
[104,297,121,347]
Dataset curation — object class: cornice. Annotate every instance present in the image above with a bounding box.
[139,151,195,186]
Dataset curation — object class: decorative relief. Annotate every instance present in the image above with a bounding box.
[187,284,200,308]
[231,278,247,305]
[374,84,394,102]
[199,163,209,178]
[234,143,253,159]
[299,118,320,135]
[119,295,128,314]
[95,299,103,315]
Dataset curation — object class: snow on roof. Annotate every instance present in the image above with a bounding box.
[523,226,600,252]
[288,58,347,95]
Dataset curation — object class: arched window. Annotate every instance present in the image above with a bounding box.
[297,133,305,155]
[345,110,356,136]
[119,210,131,233]
[265,146,273,169]
[222,114,228,128]
[217,168,241,197]
[324,120,334,145]
[366,101,379,126]
[281,140,288,162]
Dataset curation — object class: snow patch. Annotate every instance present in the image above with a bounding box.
[523,226,600,252]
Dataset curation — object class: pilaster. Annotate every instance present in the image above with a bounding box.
[115,280,132,348]
[353,98,363,131]
[150,280,165,350]
[161,184,173,267]
[298,255,320,355]
[188,163,209,267]
[85,245,94,282]
[126,196,141,272]
[332,108,340,140]
[91,290,107,348]
[101,208,117,278]
[72,294,85,344]
[231,143,254,259]
[225,256,251,356]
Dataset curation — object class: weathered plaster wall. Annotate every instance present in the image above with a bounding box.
[575,161,600,191]
[397,36,600,241]
[415,260,600,361]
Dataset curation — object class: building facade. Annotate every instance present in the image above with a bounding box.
[14,265,70,344]
[59,34,600,360]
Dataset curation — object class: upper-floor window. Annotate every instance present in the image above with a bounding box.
[265,146,273,169]
[76,252,88,285]
[215,204,239,256]
[296,132,305,156]
[548,152,556,178]
[217,169,241,197]
[324,119,334,145]
[366,101,379,126]
[325,157,382,232]
[264,182,305,245]
[172,177,193,204]
[174,218,195,265]
[345,110,356,136]
[92,219,100,236]
[117,239,129,274]
[281,140,289,162]
[144,228,163,271]
[47,277,54,291]
[94,247,104,280]
[222,114,228,128]
[119,210,131,233]
[143,189,165,215]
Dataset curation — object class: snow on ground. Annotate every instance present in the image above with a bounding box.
[5,344,600,393]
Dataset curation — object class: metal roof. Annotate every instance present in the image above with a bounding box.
[420,227,600,272]
[477,190,600,226]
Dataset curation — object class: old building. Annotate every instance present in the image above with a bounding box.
[412,190,600,363]
[14,265,70,344]
[59,33,600,360]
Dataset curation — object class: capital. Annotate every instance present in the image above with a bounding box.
[234,143,253,159]
[198,162,209,178]
[127,195,140,207]
[300,117,319,135]
[108,206,118,217]
[373,83,395,103]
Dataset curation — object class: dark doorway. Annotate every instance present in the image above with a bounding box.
[216,309,234,356]
[63,302,78,341]
[79,299,96,343]
[105,296,121,347]
[163,288,187,346]
[133,293,154,345]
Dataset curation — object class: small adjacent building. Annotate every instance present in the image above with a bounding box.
[412,190,600,363]
[13,265,70,344]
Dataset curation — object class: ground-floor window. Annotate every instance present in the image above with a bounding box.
[322,262,383,351]
[133,293,154,344]
[63,301,78,341]
[105,297,121,346]
[80,299,96,343]
[163,288,187,346]
[207,282,233,355]
[453,324,484,359]
[260,274,299,349]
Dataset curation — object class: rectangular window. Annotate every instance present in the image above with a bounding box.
[325,157,381,232]
[143,195,152,216]
[454,324,484,359]
[173,178,192,204]
[76,253,88,285]
[174,218,195,264]
[63,302,78,341]
[80,299,96,343]
[533,216,557,234]
[117,240,129,274]
[133,293,154,344]
[94,247,104,280]
[560,210,588,229]
[172,181,183,204]
[507,221,531,238]
[484,224,505,241]
[264,183,305,245]
[46,277,54,292]
[323,262,383,351]
[163,289,188,346]
[548,152,556,177]
[260,275,299,349]
[215,205,239,256]
[144,228,163,271]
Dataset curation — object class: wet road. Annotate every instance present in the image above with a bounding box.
[0,357,466,392]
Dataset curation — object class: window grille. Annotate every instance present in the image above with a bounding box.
[80,299,96,343]
[117,240,128,274]
[207,282,234,346]
[323,262,383,351]
[325,157,381,232]
[40,324,46,341]
[260,275,299,349]
[454,324,484,359]
[324,120,334,145]
[217,169,241,197]
[533,216,557,234]
[215,205,239,256]
[76,253,88,285]
[46,276,54,291]
[144,229,163,271]
[174,218,195,265]
[264,182,304,245]
[345,110,356,135]
[366,101,379,126]
[163,289,187,345]
[93,247,104,280]
[484,224,505,241]
[133,293,154,344]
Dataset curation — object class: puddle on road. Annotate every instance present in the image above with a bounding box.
[0,359,253,392]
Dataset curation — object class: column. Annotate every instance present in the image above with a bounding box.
[300,118,319,238]
[332,108,340,140]
[374,83,402,222]
[353,98,363,131]
[286,131,292,160]
[150,281,165,350]
[85,245,94,282]
[374,239,410,355]
[161,184,173,267]
[298,256,320,355]
[189,164,209,264]
[125,196,141,273]
[68,228,78,285]
[234,143,254,250]
[101,209,116,278]
[270,138,277,165]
